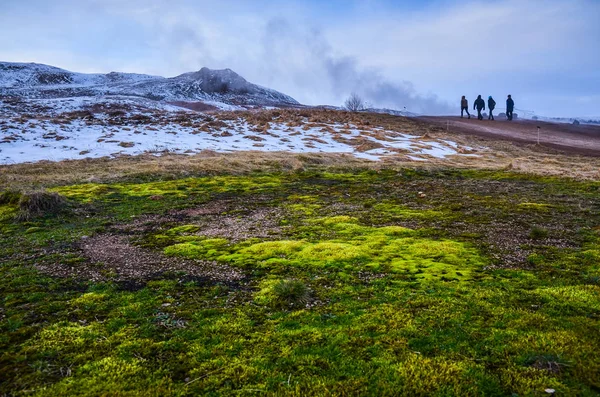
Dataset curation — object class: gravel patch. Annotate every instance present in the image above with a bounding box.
[36,234,244,284]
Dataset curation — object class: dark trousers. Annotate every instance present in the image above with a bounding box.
[488,109,494,120]
[461,107,470,118]
[507,110,513,120]
[476,108,484,120]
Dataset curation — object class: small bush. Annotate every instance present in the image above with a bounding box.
[272,279,311,309]
[0,190,22,205]
[529,226,549,239]
[17,191,70,221]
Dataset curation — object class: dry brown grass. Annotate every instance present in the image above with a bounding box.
[0,151,370,190]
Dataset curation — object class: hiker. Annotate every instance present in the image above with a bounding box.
[506,95,514,121]
[488,96,496,120]
[473,95,485,120]
[460,96,471,119]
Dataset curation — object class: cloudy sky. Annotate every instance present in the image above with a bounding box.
[1,0,599,117]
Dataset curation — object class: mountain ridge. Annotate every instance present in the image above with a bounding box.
[0,61,299,109]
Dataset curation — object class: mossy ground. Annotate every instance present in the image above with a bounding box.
[1,169,599,396]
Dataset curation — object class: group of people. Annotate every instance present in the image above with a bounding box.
[460,95,514,121]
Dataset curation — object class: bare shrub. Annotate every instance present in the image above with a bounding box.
[344,93,365,112]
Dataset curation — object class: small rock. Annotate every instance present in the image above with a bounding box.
[162,303,171,307]
[545,389,555,394]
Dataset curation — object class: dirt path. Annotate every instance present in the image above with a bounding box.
[420,116,600,156]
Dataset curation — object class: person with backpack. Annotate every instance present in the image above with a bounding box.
[488,96,496,120]
[473,95,485,120]
[506,95,515,121]
[460,96,471,119]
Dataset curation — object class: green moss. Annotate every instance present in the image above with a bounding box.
[37,357,173,396]
[288,203,322,216]
[287,194,318,202]
[253,277,281,306]
[373,202,446,220]
[312,215,359,225]
[535,285,600,311]
[165,224,200,236]
[33,322,101,351]
[239,240,307,260]
[162,220,484,282]
[53,175,286,205]
[163,238,230,259]
[297,242,368,264]
[52,183,113,202]
[2,169,600,395]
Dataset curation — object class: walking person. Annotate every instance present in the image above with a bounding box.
[474,95,485,120]
[488,96,496,120]
[506,95,515,121]
[460,96,471,119]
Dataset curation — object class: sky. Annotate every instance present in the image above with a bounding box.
[1,0,599,117]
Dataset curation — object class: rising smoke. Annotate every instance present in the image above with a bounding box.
[261,18,453,114]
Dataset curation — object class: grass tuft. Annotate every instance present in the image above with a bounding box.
[271,279,311,309]
[530,226,549,240]
[17,191,70,221]
[0,190,22,205]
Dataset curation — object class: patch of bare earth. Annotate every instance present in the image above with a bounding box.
[112,198,287,244]
[174,201,288,243]
[36,234,244,284]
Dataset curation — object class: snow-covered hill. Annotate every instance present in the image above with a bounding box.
[0,62,299,109]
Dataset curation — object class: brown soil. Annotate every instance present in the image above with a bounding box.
[35,234,244,283]
[420,116,600,156]
[188,207,286,243]
[111,198,287,243]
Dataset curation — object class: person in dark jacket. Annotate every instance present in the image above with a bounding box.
[488,96,496,120]
[473,95,485,120]
[506,95,515,121]
[460,96,471,119]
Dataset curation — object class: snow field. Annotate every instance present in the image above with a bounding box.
[0,114,481,164]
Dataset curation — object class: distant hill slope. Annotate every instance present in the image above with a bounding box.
[0,62,299,109]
